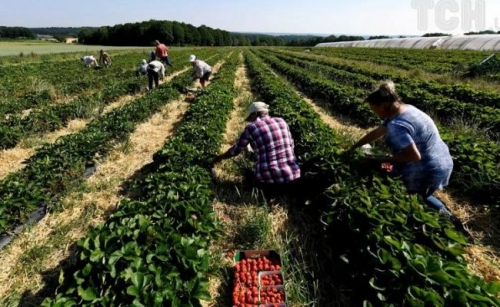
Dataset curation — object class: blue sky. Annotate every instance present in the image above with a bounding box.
[1,0,500,36]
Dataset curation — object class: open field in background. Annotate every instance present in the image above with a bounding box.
[0,43,221,65]
[0,41,149,56]
[0,45,499,306]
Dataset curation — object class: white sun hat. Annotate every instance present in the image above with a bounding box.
[189,54,196,62]
[245,101,269,120]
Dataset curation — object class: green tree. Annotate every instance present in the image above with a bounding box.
[198,25,214,46]
[53,34,66,43]
[77,28,92,43]
[172,21,185,45]
[185,24,201,46]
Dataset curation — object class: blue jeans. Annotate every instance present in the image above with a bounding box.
[417,187,446,211]
[161,56,173,67]
[424,194,446,210]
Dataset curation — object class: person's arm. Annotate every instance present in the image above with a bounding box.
[366,124,420,163]
[160,64,165,79]
[349,125,387,151]
[190,69,197,81]
[213,128,251,165]
[213,148,234,165]
[286,124,295,149]
[190,64,200,81]
[366,143,421,163]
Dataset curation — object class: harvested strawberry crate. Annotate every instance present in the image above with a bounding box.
[232,250,288,307]
[259,285,286,305]
[258,271,283,287]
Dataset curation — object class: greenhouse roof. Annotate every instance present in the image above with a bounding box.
[315,35,500,51]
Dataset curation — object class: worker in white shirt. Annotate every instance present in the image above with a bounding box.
[136,59,148,76]
[146,60,165,90]
[80,55,98,67]
[189,54,212,88]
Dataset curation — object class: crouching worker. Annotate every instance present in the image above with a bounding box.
[146,60,165,90]
[99,50,112,67]
[189,54,212,88]
[81,55,98,67]
[213,102,301,199]
[136,59,148,76]
[349,81,473,242]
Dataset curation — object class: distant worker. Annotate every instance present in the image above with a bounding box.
[149,51,156,61]
[99,50,112,67]
[154,40,173,67]
[213,102,301,198]
[146,60,165,90]
[136,59,148,76]
[80,55,98,67]
[189,54,212,88]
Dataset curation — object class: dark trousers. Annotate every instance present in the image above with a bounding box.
[200,71,211,87]
[147,69,159,89]
[256,179,301,200]
[243,169,302,203]
[161,56,173,67]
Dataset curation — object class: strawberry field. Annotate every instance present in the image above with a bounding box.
[0,46,499,306]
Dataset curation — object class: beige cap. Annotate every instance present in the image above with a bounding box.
[246,101,269,119]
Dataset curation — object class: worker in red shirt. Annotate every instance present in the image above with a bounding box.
[154,40,173,67]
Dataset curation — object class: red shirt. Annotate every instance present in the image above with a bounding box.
[155,44,168,57]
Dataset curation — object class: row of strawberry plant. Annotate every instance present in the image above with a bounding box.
[0,52,148,116]
[245,50,500,306]
[280,48,500,109]
[0,51,192,149]
[0,49,223,237]
[307,47,490,74]
[42,52,239,306]
[256,50,500,205]
[254,49,376,126]
[267,49,500,136]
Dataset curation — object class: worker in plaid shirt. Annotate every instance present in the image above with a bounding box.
[213,102,300,192]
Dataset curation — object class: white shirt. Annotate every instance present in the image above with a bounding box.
[82,56,96,65]
[139,62,148,73]
[192,60,212,77]
[147,60,165,78]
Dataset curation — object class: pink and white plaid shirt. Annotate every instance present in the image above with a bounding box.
[230,116,300,184]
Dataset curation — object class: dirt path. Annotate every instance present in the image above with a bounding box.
[207,52,266,306]
[0,63,222,305]
[0,67,190,180]
[206,53,343,307]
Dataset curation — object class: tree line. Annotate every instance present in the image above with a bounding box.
[30,27,88,36]
[286,34,366,46]
[76,20,289,46]
[13,22,500,47]
[0,26,36,39]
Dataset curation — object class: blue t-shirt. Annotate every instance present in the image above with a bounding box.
[382,105,453,193]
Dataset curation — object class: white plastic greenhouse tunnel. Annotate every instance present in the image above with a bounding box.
[315,34,500,51]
